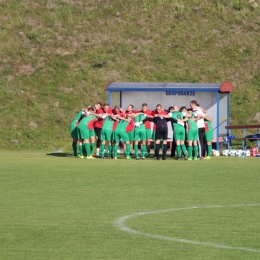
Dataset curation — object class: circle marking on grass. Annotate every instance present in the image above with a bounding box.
[114,203,260,253]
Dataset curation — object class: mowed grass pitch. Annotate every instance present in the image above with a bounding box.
[0,152,260,260]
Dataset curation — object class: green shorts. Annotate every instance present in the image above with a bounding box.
[174,127,186,141]
[77,126,95,140]
[146,128,152,139]
[114,130,130,143]
[134,129,146,141]
[70,123,78,139]
[128,130,134,141]
[187,128,198,141]
[100,129,113,141]
[205,130,213,142]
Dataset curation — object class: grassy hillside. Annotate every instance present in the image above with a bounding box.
[0,0,260,150]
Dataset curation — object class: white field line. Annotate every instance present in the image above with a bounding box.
[114,204,260,253]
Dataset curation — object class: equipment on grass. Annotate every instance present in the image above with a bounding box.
[213,150,220,156]
[245,150,251,157]
[235,150,243,157]
[237,150,242,156]
[222,149,230,156]
[229,150,236,157]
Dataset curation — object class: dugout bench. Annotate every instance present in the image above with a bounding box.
[225,125,260,149]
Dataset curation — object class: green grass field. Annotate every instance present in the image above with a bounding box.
[1,152,260,259]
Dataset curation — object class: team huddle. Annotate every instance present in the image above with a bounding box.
[70,100,213,160]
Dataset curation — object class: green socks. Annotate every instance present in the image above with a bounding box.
[194,145,198,158]
[176,145,181,157]
[101,144,105,157]
[181,144,187,156]
[84,143,90,157]
[141,145,147,157]
[90,143,95,154]
[114,145,118,157]
[134,144,139,157]
[79,145,83,156]
[72,142,78,156]
[207,145,212,157]
[188,146,193,158]
[126,144,130,156]
[108,145,112,157]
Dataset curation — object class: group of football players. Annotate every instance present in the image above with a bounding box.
[70,100,213,160]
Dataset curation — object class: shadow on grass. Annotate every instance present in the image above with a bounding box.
[46,152,74,157]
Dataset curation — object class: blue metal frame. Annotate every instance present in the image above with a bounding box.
[107,88,219,93]
[216,92,220,150]
[120,91,122,107]
[243,128,246,149]
[107,91,111,106]
[227,93,231,149]
[258,128,260,150]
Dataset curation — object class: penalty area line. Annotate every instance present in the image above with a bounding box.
[114,204,260,253]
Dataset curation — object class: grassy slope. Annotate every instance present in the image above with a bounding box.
[0,0,260,149]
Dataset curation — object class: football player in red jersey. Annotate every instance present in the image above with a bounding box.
[140,103,154,156]
[124,104,135,155]
[100,103,116,159]
[93,102,103,156]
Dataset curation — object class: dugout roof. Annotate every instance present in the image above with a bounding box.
[105,81,233,93]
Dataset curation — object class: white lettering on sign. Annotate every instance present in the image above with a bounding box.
[166,91,195,96]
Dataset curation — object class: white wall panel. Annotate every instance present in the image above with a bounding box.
[120,91,225,139]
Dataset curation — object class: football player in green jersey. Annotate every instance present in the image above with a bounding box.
[204,114,213,159]
[100,103,116,159]
[181,108,199,160]
[77,107,100,159]
[113,116,132,159]
[132,112,147,160]
[70,108,86,156]
[167,106,187,160]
